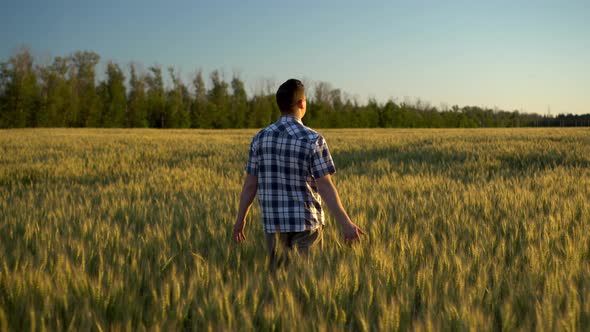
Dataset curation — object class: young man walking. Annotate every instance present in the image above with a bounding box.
[232,79,364,268]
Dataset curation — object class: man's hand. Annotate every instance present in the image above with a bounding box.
[315,174,366,243]
[233,174,257,244]
[341,220,365,243]
[233,219,247,243]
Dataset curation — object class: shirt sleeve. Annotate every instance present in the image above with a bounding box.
[245,138,258,175]
[310,135,336,179]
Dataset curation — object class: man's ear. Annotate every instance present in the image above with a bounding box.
[297,99,305,109]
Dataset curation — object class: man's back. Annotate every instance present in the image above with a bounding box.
[246,115,335,233]
[232,78,364,261]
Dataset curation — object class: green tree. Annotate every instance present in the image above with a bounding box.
[0,62,8,127]
[37,56,72,127]
[325,88,345,127]
[191,70,209,128]
[306,81,333,127]
[230,75,248,128]
[166,67,190,128]
[380,100,398,127]
[208,70,230,128]
[71,51,101,127]
[100,62,126,127]
[146,66,166,128]
[0,47,40,128]
[180,78,192,127]
[249,94,275,128]
[427,108,444,128]
[362,98,380,128]
[127,64,148,127]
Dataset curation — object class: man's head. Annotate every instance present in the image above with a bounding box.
[276,79,306,117]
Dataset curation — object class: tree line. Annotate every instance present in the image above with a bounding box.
[1,48,588,129]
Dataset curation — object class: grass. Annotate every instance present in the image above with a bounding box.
[1,127,589,331]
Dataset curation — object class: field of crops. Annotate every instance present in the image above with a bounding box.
[1,128,589,331]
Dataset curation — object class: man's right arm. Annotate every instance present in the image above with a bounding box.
[315,174,365,242]
[232,174,258,243]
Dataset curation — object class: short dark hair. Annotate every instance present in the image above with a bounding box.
[276,79,305,113]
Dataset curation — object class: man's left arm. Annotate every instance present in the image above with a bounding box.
[233,174,258,243]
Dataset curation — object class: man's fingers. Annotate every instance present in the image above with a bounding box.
[233,231,246,243]
[344,233,361,242]
[343,225,367,243]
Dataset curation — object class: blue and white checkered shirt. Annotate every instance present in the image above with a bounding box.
[245,116,336,233]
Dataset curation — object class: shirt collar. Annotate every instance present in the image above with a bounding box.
[279,115,303,125]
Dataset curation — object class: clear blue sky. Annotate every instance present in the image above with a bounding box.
[1,0,588,114]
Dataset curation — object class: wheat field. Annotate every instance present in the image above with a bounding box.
[1,128,589,331]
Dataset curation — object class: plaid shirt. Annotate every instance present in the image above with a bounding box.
[245,116,336,233]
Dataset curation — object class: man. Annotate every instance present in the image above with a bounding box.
[232,79,364,268]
